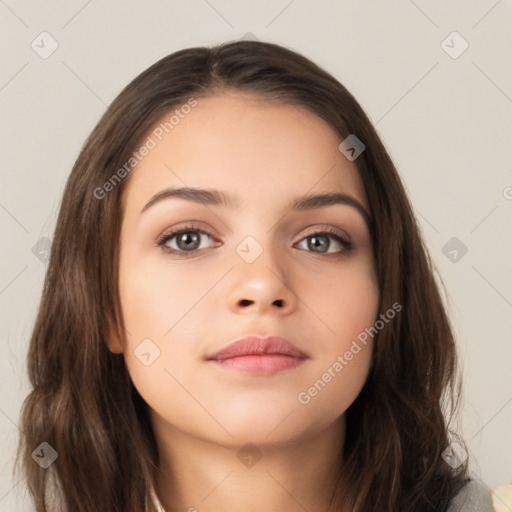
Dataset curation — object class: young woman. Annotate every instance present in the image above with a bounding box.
[16,40,494,511]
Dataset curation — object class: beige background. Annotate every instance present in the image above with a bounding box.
[1,1,511,509]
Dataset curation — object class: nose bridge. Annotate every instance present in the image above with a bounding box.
[230,205,283,266]
[235,230,285,283]
[226,227,295,313]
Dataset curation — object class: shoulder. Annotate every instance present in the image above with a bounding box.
[447,478,495,512]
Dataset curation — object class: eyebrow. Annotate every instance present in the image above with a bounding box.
[140,187,371,227]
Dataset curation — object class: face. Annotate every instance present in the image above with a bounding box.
[109,92,379,448]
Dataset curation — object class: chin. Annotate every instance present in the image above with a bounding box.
[209,411,312,448]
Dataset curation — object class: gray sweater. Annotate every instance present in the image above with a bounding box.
[447,478,495,511]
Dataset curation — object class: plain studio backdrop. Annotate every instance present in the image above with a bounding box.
[1,1,511,509]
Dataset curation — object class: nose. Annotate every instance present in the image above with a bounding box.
[226,244,297,316]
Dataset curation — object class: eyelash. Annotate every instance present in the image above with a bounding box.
[155,224,353,257]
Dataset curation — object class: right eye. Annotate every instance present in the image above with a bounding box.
[156,226,220,256]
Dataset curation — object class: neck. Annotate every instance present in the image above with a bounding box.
[151,415,350,512]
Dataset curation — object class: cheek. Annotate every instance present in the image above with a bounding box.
[117,251,222,421]
[296,292,377,424]
[296,256,378,412]
[295,344,372,434]
[118,247,221,338]
[304,252,379,338]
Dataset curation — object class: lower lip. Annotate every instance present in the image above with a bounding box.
[210,354,307,376]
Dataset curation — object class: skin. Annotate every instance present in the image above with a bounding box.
[108,92,379,512]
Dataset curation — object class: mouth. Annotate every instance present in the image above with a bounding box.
[211,354,307,376]
[206,335,310,376]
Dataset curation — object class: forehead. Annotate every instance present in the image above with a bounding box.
[122,92,367,213]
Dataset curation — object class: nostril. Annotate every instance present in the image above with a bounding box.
[240,299,253,306]
[273,299,284,307]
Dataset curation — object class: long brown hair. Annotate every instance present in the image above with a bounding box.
[16,40,469,511]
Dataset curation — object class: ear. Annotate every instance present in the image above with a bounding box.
[107,334,124,354]
[105,316,125,354]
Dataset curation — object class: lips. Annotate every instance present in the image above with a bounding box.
[206,335,309,376]
[206,335,309,361]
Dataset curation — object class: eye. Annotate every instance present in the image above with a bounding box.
[155,224,353,257]
[156,225,219,255]
[295,227,353,254]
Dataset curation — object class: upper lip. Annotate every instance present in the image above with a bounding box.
[206,335,309,361]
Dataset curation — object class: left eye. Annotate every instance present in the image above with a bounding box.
[156,227,352,256]
[295,230,352,254]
